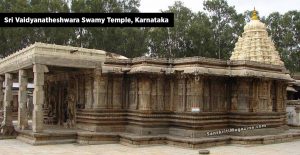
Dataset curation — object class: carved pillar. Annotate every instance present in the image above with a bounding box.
[176,76,186,112]
[210,77,226,112]
[0,76,3,111]
[230,81,238,112]
[1,73,15,135]
[32,64,48,133]
[157,77,165,111]
[150,77,157,110]
[107,76,113,108]
[186,78,192,111]
[236,78,250,112]
[129,77,138,110]
[85,74,93,109]
[275,81,286,112]
[18,70,28,129]
[138,76,151,111]
[113,76,123,109]
[203,77,211,112]
[256,79,272,112]
[295,107,300,125]
[250,79,259,112]
[267,80,273,111]
[164,78,171,111]
[93,68,108,109]
[188,76,203,112]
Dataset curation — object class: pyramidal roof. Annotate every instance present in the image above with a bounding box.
[230,9,284,66]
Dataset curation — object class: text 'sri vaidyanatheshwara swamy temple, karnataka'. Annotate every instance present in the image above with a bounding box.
[0,10,300,148]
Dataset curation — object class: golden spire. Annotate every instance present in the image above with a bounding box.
[251,7,258,20]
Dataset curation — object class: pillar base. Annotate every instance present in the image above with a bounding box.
[18,109,29,130]
[32,109,44,133]
[0,124,16,136]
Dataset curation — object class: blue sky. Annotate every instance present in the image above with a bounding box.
[139,0,300,16]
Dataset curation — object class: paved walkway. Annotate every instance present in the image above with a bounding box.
[0,139,300,155]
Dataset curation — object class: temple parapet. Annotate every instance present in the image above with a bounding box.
[102,57,292,81]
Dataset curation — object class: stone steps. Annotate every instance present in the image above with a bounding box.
[78,131,300,149]
[16,129,77,145]
[14,124,300,148]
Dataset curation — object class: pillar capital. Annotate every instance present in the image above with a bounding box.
[4,73,13,80]
[33,64,49,73]
[94,67,102,76]
[19,69,27,77]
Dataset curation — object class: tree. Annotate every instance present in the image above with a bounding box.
[266,11,300,72]
[70,0,147,57]
[203,0,245,59]
[148,1,214,58]
[187,12,215,57]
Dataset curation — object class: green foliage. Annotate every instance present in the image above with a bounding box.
[70,0,146,57]
[148,2,215,58]
[203,0,245,59]
[265,11,300,72]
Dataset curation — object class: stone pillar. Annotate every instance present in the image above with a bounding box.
[138,76,151,111]
[176,76,186,112]
[250,79,259,112]
[275,81,285,112]
[203,77,211,112]
[230,89,238,112]
[295,107,300,126]
[165,78,172,111]
[0,76,3,111]
[237,78,250,112]
[257,79,272,112]
[150,77,157,110]
[129,77,138,110]
[1,73,15,135]
[18,70,28,129]
[32,64,48,133]
[85,74,93,109]
[156,77,165,111]
[113,76,123,109]
[93,68,107,109]
[189,76,203,112]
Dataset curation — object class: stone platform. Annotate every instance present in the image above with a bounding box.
[13,126,300,148]
[16,126,78,145]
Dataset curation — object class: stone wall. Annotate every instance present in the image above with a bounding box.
[74,69,288,137]
[286,100,300,126]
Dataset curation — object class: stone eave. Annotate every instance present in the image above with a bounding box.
[0,43,108,74]
[229,60,286,72]
[173,57,227,66]
[102,57,293,81]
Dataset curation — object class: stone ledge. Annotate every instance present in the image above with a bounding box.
[77,131,120,145]
[16,129,77,145]
[14,129,300,148]
[0,135,16,140]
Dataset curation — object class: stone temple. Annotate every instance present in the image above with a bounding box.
[0,10,299,147]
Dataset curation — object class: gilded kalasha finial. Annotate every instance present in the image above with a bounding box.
[252,7,258,20]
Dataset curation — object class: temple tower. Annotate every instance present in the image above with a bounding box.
[230,8,284,66]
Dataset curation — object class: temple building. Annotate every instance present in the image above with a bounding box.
[286,73,300,127]
[0,10,299,147]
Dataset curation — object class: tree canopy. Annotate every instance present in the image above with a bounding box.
[0,0,299,73]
